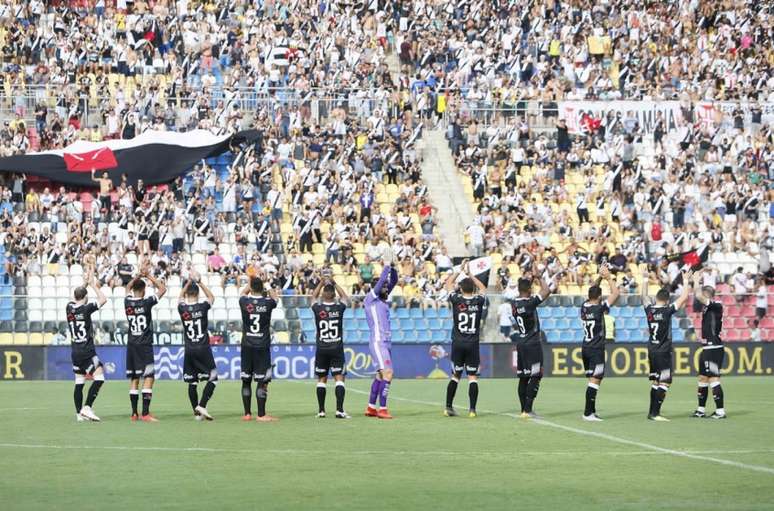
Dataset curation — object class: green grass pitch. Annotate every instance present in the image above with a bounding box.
[1,377,773,510]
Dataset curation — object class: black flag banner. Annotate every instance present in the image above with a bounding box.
[665,243,710,290]
[0,129,260,186]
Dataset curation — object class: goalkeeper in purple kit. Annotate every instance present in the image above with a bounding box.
[364,262,399,419]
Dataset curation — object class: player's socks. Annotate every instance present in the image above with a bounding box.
[379,380,391,408]
[468,380,479,412]
[85,379,104,407]
[241,379,252,415]
[130,389,139,415]
[524,376,541,413]
[710,381,724,411]
[316,382,327,413]
[697,382,709,409]
[199,381,217,408]
[256,386,268,417]
[584,383,599,416]
[648,385,658,416]
[141,389,152,416]
[74,383,84,413]
[517,377,528,412]
[368,378,381,408]
[335,381,345,413]
[188,383,199,412]
[445,378,459,408]
[653,385,668,416]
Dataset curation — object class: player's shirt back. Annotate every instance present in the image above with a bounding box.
[66,301,99,358]
[701,301,723,346]
[580,300,609,349]
[449,293,486,343]
[124,295,158,345]
[239,295,277,348]
[644,303,676,353]
[509,295,543,343]
[178,301,211,348]
[312,302,346,350]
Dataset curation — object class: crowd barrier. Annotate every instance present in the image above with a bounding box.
[1,343,771,381]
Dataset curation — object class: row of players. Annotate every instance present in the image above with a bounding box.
[65,262,727,423]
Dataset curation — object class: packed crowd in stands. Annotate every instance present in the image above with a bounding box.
[0,0,772,343]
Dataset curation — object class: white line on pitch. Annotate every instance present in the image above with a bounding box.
[345,387,774,476]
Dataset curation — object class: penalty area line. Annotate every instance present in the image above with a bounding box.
[345,387,774,476]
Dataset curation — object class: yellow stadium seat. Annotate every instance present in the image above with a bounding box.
[331,264,343,276]
[312,253,325,265]
[0,333,13,345]
[386,184,398,194]
[312,243,324,254]
[13,333,28,345]
[28,333,44,345]
[274,331,290,344]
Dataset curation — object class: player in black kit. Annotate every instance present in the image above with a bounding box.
[509,271,554,419]
[443,261,487,418]
[67,273,107,422]
[239,275,279,422]
[178,270,217,421]
[579,266,620,422]
[124,267,166,422]
[691,270,727,419]
[311,276,351,419]
[641,269,692,421]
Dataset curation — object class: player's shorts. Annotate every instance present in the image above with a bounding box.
[699,346,724,377]
[72,353,103,375]
[648,350,673,384]
[369,341,392,371]
[451,342,480,376]
[582,346,606,379]
[515,341,543,378]
[126,343,155,379]
[183,347,217,383]
[314,346,346,377]
[240,345,272,381]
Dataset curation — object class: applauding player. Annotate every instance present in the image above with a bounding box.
[509,272,553,418]
[124,267,166,422]
[691,270,727,419]
[67,274,107,422]
[579,266,620,421]
[364,261,398,419]
[311,276,351,419]
[443,261,487,418]
[178,270,218,421]
[641,269,692,421]
[238,275,279,422]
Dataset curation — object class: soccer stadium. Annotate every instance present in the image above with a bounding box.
[0,1,773,509]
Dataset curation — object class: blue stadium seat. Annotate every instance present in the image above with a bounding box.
[409,308,423,319]
[424,309,439,319]
[396,308,410,319]
[428,318,442,330]
[392,330,405,342]
[568,318,582,331]
[556,318,571,330]
[617,330,631,342]
[571,329,584,342]
[559,330,574,342]
[298,309,313,320]
[344,319,357,331]
[541,307,553,318]
[440,319,452,330]
[431,330,446,342]
[438,308,451,319]
[357,319,369,331]
[344,309,355,319]
[552,307,565,318]
[301,319,315,331]
[542,318,557,330]
[674,329,685,342]
[354,308,366,319]
[545,330,561,343]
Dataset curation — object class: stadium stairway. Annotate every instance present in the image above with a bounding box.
[420,128,475,257]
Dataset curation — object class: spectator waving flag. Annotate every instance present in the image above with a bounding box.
[453,256,492,286]
[665,243,709,290]
[0,129,259,186]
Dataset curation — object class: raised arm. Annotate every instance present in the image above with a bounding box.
[602,266,620,307]
[90,168,99,183]
[311,278,325,303]
[372,264,392,296]
[179,277,192,303]
[89,275,107,308]
[197,275,215,305]
[692,270,709,306]
[674,270,693,310]
[641,267,651,306]
[538,270,551,301]
[125,274,141,296]
[144,272,167,300]
[444,266,461,293]
[333,279,350,307]
[466,262,487,294]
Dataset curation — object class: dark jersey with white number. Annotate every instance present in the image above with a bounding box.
[509,295,543,343]
[312,302,346,350]
[66,301,100,358]
[644,303,676,353]
[239,295,277,348]
[124,295,158,346]
[178,301,211,348]
[580,300,609,349]
[701,301,723,346]
[449,293,486,343]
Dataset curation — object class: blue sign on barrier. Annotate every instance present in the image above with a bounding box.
[45,344,493,380]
